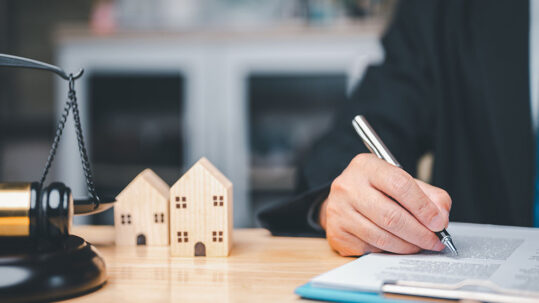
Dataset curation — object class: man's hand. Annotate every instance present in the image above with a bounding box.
[319,154,451,256]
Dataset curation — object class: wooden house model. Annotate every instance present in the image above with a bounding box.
[169,157,233,257]
[114,168,170,246]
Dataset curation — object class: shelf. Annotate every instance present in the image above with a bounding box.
[54,19,385,44]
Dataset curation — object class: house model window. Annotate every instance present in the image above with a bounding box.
[175,196,187,209]
[177,231,189,243]
[154,213,165,223]
[121,214,132,225]
[212,231,223,242]
[213,195,224,207]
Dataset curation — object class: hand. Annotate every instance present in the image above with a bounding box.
[319,154,451,256]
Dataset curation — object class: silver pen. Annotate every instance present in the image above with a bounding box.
[352,115,458,255]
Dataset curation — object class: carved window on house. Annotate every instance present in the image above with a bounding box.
[177,231,188,243]
[213,195,224,207]
[212,231,223,242]
[175,196,187,209]
[154,213,165,223]
[121,214,132,225]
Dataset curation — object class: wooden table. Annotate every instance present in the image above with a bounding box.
[69,226,350,302]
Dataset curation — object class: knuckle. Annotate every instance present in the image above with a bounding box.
[330,176,347,194]
[389,171,413,197]
[351,153,378,173]
[382,208,404,230]
[330,175,357,202]
[374,233,390,250]
[416,200,439,223]
[434,188,452,210]
[351,153,371,166]
[326,201,338,217]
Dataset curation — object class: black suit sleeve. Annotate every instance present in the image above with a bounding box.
[257,0,438,237]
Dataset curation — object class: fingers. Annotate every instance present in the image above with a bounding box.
[323,187,383,256]
[327,228,382,257]
[364,155,448,231]
[416,179,452,217]
[322,153,453,257]
[341,207,422,254]
[352,187,445,251]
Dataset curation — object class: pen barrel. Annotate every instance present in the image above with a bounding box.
[353,115,401,167]
[435,229,450,240]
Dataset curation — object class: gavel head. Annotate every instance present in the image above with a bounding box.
[0,182,73,241]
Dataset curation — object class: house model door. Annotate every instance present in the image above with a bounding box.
[194,242,205,256]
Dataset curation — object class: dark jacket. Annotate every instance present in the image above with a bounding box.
[258,0,535,237]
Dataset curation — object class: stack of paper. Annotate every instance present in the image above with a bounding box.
[308,223,539,302]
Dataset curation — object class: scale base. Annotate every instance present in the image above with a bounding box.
[0,235,107,303]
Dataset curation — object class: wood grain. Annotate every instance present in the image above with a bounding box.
[169,158,233,257]
[70,226,348,303]
[114,169,170,246]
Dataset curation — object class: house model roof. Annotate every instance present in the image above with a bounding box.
[172,157,232,189]
[117,168,170,200]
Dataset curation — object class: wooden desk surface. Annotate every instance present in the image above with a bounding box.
[69,226,349,303]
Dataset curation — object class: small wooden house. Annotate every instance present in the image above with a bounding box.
[114,168,170,246]
[170,157,233,257]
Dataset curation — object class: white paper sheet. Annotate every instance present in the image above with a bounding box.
[312,223,539,298]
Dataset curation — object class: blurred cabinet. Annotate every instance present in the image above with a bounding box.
[249,74,347,215]
[54,24,384,226]
[89,73,184,195]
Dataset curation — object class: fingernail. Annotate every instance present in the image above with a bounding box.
[429,212,446,231]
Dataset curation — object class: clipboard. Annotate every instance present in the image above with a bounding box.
[295,282,402,303]
[295,282,460,303]
[296,281,539,303]
[382,279,539,303]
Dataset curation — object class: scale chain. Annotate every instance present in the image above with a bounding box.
[39,74,100,204]
[39,101,71,186]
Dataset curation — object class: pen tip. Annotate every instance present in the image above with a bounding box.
[447,240,458,255]
[441,236,458,255]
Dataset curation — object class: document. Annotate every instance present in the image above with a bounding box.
[311,223,539,300]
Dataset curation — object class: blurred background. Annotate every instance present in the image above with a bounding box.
[0,0,396,227]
